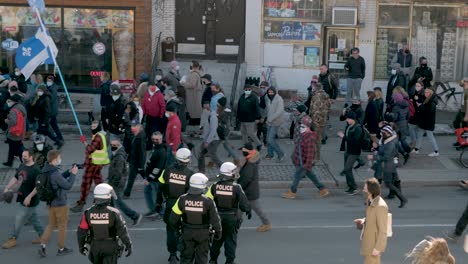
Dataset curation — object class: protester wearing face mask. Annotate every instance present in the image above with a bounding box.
[70,121,110,213]
[392,44,413,76]
[10,68,27,94]
[386,63,406,104]
[264,87,285,162]
[106,83,126,139]
[3,94,26,167]
[409,57,433,89]
[209,82,224,113]
[45,75,64,146]
[308,81,331,156]
[237,142,271,232]
[142,85,166,150]
[163,60,181,89]
[32,134,52,169]
[132,94,143,123]
[107,138,143,225]
[408,81,425,148]
[237,85,262,149]
[165,104,181,154]
[200,74,213,107]
[123,120,146,198]
[122,101,140,154]
[183,60,203,125]
[282,116,329,199]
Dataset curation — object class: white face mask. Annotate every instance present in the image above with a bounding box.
[156,75,162,81]
[56,158,62,165]
[133,101,139,106]
[46,81,53,86]
[165,112,170,118]
[37,91,44,96]
[391,69,397,75]
[15,71,20,76]
[7,102,14,108]
[149,91,155,96]
[244,90,252,96]
[175,66,180,71]
[112,95,120,101]
[300,127,307,134]
[36,143,44,151]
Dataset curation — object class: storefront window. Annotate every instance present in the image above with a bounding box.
[378,5,410,26]
[0,6,134,88]
[264,0,323,20]
[375,28,410,79]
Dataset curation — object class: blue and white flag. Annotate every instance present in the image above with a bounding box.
[28,0,45,13]
[15,27,58,80]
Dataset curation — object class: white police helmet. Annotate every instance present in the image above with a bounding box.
[219,162,238,179]
[176,148,192,163]
[189,173,208,189]
[94,183,114,200]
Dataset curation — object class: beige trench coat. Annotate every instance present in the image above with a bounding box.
[184,70,203,119]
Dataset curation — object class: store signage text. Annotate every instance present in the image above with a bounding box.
[3,26,17,32]
[90,71,104,77]
[457,20,468,28]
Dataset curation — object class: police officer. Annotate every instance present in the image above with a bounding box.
[206,162,251,264]
[169,173,222,264]
[77,183,132,264]
[158,148,195,263]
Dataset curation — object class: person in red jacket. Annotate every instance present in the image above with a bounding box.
[282,116,329,199]
[142,85,166,150]
[165,104,181,153]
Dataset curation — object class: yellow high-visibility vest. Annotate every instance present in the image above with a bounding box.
[90,132,110,165]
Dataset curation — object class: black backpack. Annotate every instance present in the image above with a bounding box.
[36,173,56,202]
[360,125,373,151]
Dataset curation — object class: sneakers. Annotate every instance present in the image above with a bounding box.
[256,224,272,232]
[281,190,296,199]
[345,189,359,196]
[264,154,274,160]
[70,202,84,213]
[319,188,330,198]
[428,152,439,157]
[57,247,73,256]
[277,155,285,163]
[32,238,42,244]
[2,237,16,249]
[38,245,47,257]
[133,213,143,226]
[169,255,180,264]
[411,149,419,154]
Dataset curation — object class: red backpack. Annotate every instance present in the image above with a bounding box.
[9,108,25,137]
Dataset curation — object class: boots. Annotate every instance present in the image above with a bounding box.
[2,237,16,249]
[70,201,85,213]
[256,224,272,232]
[319,188,330,197]
[281,189,296,199]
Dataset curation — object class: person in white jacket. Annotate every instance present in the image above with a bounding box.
[264,87,285,162]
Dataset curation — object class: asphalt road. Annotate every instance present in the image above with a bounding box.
[0,187,466,263]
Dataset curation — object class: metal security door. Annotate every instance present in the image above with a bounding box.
[175,0,206,51]
[215,0,246,55]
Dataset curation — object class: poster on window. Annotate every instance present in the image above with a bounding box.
[304,47,319,67]
[264,21,321,41]
[64,9,110,28]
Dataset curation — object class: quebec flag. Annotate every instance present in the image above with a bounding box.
[15,27,58,80]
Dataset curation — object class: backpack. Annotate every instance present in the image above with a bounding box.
[9,108,25,137]
[360,125,373,151]
[36,172,56,202]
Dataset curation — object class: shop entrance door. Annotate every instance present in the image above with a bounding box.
[175,0,245,59]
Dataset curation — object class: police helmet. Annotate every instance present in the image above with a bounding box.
[94,183,114,200]
[189,173,208,189]
[219,162,238,179]
[176,148,191,163]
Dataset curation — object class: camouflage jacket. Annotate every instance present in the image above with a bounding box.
[308,88,330,129]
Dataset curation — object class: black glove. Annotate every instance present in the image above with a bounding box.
[125,245,132,257]
[246,211,252,220]
[137,168,144,175]
[214,231,222,240]
[79,246,88,256]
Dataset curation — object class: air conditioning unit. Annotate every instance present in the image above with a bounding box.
[332,7,358,26]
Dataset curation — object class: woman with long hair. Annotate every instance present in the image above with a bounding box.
[406,237,455,264]
[413,88,440,157]
[390,86,411,163]
[373,87,384,122]
[364,91,380,137]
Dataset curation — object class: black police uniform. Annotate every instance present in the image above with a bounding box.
[158,163,194,256]
[169,188,222,264]
[206,179,251,264]
[77,203,132,264]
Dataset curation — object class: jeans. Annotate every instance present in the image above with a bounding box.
[267,125,284,158]
[40,205,69,248]
[222,140,239,160]
[241,122,262,146]
[144,181,159,212]
[124,164,139,197]
[249,199,270,225]
[345,78,363,105]
[408,124,419,145]
[455,203,468,236]
[343,153,358,190]
[37,122,60,144]
[114,191,139,221]
[257,122,267,145]
[291,166,325,193]
[198,141,222,172]
[10,204,43,239]
[50,116,63,141]
[415,129,439,152]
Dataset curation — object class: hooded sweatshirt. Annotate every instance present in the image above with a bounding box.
[108,147,128,191]
[42,163,76,207]
[265,87,285,126]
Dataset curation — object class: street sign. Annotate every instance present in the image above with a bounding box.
[1,39,19,51]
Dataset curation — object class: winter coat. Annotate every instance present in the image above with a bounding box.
[210,92,224,113]
[374,98,384,122]
[309,87,330,130]
[292,130,317,171]
[99,80,112,108]
[360,196,388,256]
[136,81,149,100]
[184,70,203,119]
[376,134,399,174]
[164,70,181,89]
[108,147,128,191]
[46,83,59,116]
[237,93,261,123]
[265,92,285,127]
[142,89,165,118]
[32,145,52,169]
[340,104,364,125]
[107,97,126,135]
[201,84,213,107]
[344,56,366,79]
[237,151,261,201]
[42,164,76,207]
[386,73,406,104]
[293,112,307,145]
[30,92,51,124]
[166,114,181,152]
[409,90,425,125]
[340,123,363,155]
[417,95,437,131]
[390,94,410,137]
[410,66,433,89]
[6,102,27,141]
[364,100,380,135]
[217,108,231,141]
[318,71,339,99]
[129,129,146,169]
[394,49,413,68]
[145,143,167,182]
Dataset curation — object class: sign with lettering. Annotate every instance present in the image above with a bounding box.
[264,21,321,41]
[1,38,19,51]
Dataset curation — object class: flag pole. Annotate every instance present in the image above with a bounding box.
[34,7,84,139]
